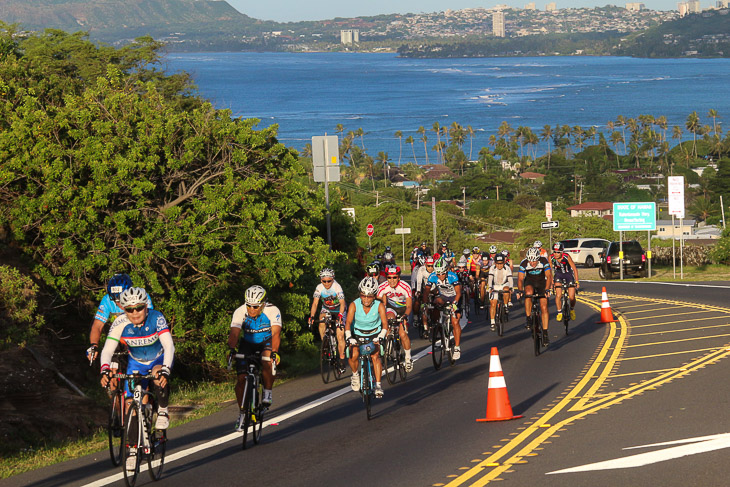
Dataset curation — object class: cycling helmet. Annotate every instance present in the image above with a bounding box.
[107,273,133,301]
[441,241,448,248]
[495,254,505,263]
[481,251,490,259]
[119,287,148,308]
[472,246,480,253]
[417,255,426,266]
[358,277,379,296]
[366,264,379,275]
[386,266,401,276]
[434,262,447,274]
[421,241,427,246]
[526,247,541,261]
[488,245,498,254]
[456,261,467,269]
[533,240,543,248]
[319,268,335,279]
[385,246,391,252]
[244,285,267,306]
[425,257,435,265]
[501,249,510,257]
[553,242,564,252]
[462,248,470,256]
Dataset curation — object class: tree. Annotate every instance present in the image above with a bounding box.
[394,130,403,166]
[686,111,700,158]
[540,125,553,170]
[708,109,719,135]
[466,125,475,161]
[432,122,442,163]
[417,126,429,164]
[405,135,417,164]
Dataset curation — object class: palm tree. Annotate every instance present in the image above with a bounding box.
[377,151,390,186]
[417,126,429,164]
[708,109,719,135]
[449,122,466,150]
[540,125,553,170]
[610,131,623,167]
[615,115,627,153]
[394,130,403,166]
[685,111,700,158]
[432,122,442,163]
[335,124,345,136]
[356,127,366,150]
[406,135,417,164]
[466,125,475,161]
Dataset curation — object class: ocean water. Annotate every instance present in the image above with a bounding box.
[163,52,730,159]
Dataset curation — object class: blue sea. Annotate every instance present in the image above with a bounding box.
[164,53,730,159]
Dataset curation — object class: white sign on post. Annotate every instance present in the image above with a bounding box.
[668,176,685,218]
[312,135,340,183]
[545,201,553,221]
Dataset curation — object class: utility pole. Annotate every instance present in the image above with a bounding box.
[721,195,726,229]
[376,191,379,207]
[495,185,500,201]
[416,187,420,210]
[461,187,466,216]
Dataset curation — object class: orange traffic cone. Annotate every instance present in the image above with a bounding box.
[597,286,615,324]
[477,347,523,422]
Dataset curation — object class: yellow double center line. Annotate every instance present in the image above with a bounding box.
[439,294,730,487]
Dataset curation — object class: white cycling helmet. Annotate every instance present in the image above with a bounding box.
[434,262,447,274]
[319,268,335,279]
[526,247,541,261]
[245,285,267,306]
[533,240,543,248]
[462,248,470,256]
[456,261,467,269]
[119,287,148,308]
[472,246,480,253]
[358,277,379,296]
[488,245,498,254]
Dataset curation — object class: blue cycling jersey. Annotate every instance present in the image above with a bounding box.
[94,294,154,324]
[427,271,460,298]
[106,309,171,365]
[230,304,283,344]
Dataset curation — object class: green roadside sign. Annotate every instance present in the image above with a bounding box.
[613,202,656,231]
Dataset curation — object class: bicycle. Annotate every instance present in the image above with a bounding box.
[318,314,344,384]
[492,290,510,337]
[384,317,407,385]
[229,352,269,450]
[110,371,166,487]
[431,304,456,370]
[106,351,128,467]
[459,280,471,320]
[556,282,577,335]
[472,278,482,316]
[354,337,379,420]
[419,299,433,340]
[525,292,548,356]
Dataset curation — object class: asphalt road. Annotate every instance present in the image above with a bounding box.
[6,277,730,487]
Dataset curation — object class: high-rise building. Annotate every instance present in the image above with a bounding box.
[546,2,557,12]
[717,0,729,7]
[525,2,537,10]
[678,1,689,15]
[625,2,645,11]
[493,10,506,37]
[340,29,359,45]
[688,0,701,11]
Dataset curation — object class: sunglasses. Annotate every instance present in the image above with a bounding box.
[387,276,398,279]
[321,279,333,283]
[246,304,262,309]
[124,304,146,313]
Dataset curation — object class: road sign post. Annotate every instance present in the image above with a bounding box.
[395,222,411,269]
[545,202,553,249]
[668,176,685,280]
[366,223,374,253]
[612,202,656,281]
[313,135,340,251]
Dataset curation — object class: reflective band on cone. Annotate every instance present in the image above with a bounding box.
[477,347,523,422]
[597,286,615,324]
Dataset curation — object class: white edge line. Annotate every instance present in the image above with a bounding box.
[583,279,730,289]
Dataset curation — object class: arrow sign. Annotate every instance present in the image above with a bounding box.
[541,221,559,229]
[548,433,730,474]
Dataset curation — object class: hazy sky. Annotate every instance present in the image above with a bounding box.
[227,0,686,22]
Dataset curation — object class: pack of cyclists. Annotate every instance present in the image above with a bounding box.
[89,239,580,437]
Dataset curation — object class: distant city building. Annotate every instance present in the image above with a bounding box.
[546,2,557,12]
[678,1,690,16]
[493,10,506,37]
[625,2,645,11]
[525,2,537,9]
[678,0,702,14]
[340,29,359,45]
[717,0,730,7]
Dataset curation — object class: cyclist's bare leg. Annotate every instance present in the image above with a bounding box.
[398,317,411,351]
[371,350,382,378]
[452,314,462,347]
[524,284,534,320]
[503,287,511,306]
[348,346,359,374]
[568,285,577,308]
[479,280,487,303]
[317,311,328,340]
[540,297,549,331]
[336,327,346,360]
[554,283,564,313]
[489,298,498,319]
[261,350,274,389]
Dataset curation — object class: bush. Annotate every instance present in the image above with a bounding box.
[710,227,730,264]
[0,266,44,349]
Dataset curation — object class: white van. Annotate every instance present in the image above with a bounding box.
[558,238,610,267]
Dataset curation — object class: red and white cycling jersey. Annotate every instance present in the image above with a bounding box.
[377,280,412,313]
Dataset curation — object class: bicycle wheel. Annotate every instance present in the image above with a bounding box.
[461,292,470,320]
[563,295,570,335]
[320,334,332,384]
[122,403,141,487]
[384,336,397,385]
[108,390,124,466]
[146,395,165,481]
[532,313,541,356]
[397,341,407,381]
[447,321,455,366]
[361,360,373,420]
[253,379,264,445]
[431,322,443,370]
[241,377,253,450]
[331,335,344,380]
[473,286,481,316]
[497,302,505,337]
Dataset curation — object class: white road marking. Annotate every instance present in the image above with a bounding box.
[583,280,730,289]
[547,433,730,474]
[82,316,471,486]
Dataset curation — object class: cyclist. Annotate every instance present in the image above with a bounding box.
[87,273,154,362]
[437,241,455,269]
[416,257,435,334]
[516,247,553,346]
[308,268,347,374]
[501,249,513,270]
[487,254,514,330]
[99,287,173,435]
[550,242,580,322]
[346,277,388,398]
[228,285,282,431]
[467,246,482,289]
[410,245,423,271]
[477,246,498,308]
[419,241,431,258]
[457,248,470,266]
[377,266,414,372]
[367,262,386,285]
[425,261,463,360]
[533,240,549,258]
[382,246,396,267]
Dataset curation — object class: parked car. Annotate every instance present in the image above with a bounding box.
[598,240,647,279]
[559,238,610,267]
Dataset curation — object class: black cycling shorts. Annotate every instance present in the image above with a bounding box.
[524,278,547,297]
[235,340,271,375]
